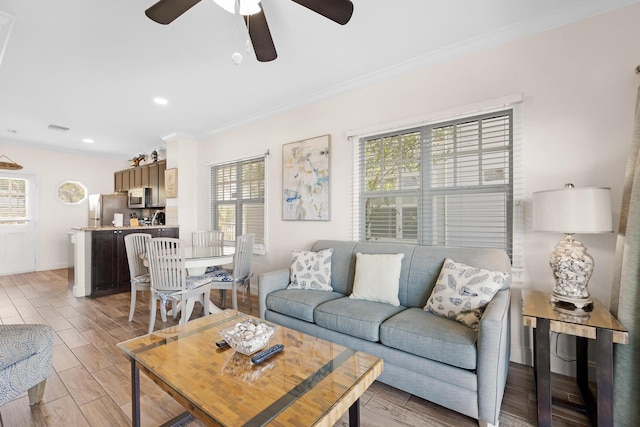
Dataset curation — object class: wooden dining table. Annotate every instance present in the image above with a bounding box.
[181,245,235,276]
[140,245,235,276]
[141,245,235,314]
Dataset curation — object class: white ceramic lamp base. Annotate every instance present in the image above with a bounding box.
[548,234,594,309]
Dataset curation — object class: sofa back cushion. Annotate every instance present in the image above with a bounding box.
[312,240,512,309]
[311,240,358,295]
[407,246,511,308]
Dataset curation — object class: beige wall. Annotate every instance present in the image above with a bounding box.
[193,4,640,373]
[7,3,636,374]
[0,141,128,271]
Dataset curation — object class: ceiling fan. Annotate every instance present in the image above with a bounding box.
[145,0,354,62]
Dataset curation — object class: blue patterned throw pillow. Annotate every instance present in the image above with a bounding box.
[425,258,508,331]
[287,248,333,291]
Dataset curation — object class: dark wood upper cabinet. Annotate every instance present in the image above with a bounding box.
[114,160,166,206]
[147,161,166,207]
[132,168,142,188]
[114,172,124,193]
[141,166,150,187]
[121,171,130,191]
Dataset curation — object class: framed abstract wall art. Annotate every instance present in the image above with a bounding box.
[282,134,330,221]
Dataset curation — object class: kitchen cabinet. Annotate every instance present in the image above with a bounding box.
[141,166,150,187]
[122,171,131,191]
[114,171,124,193]
[147,227,178,238]
[90,226,179,297]
[113,160,166,206]
[91,229,134,297]
[132,168,142,188]
[147,160,166,207]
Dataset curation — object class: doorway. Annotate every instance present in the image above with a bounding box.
[0,173,37,274]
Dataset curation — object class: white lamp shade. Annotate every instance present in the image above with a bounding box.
[533,186,613,234]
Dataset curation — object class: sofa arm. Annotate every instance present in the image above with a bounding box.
[476,289,511,426]
[258,269,290,319]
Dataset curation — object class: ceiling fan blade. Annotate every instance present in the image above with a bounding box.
[291,0,354,25]
[244,11,277,62]
[145,0,202,25]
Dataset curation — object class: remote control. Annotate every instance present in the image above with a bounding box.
[216,340,229,348]
[251,344,284,364]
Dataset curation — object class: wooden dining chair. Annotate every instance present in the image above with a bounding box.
[124,233,154,322]
[145,237,212,334]
[192,230,226,285]
[191,230,224,248]
[208,234,254,311]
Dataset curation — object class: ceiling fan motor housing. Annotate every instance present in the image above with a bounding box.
[145,0,354,62]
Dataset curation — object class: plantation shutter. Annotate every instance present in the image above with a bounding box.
[0,177,29,224]
[209,156,266,255]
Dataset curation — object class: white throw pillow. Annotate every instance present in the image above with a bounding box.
[287,248,333,291]
[425,258,508,331]
[349,253,404,306]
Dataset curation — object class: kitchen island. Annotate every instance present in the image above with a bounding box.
[70,225,179,298]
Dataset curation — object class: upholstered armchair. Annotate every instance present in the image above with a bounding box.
[0,324,53,406]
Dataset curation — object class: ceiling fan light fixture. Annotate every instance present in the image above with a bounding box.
[213,0,261,16]
[231,52,243,65]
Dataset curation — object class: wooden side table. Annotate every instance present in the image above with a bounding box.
[522,290,628,427]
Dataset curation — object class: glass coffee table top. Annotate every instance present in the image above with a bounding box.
[522,290,628,343]
[118,310,383,426]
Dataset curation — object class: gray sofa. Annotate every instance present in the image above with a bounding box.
[258,240,512,427]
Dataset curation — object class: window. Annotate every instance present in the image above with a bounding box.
[0,177,29,225]
[57,181,87,204]
[358,110,515,259]
[209,156,266,254]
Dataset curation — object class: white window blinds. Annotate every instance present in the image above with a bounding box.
[0,177,29,224]
[209,156,266,255]
[358,110,515,259]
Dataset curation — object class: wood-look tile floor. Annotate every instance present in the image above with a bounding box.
[0,269,590,426]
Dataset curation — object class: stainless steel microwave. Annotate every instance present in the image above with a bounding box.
[128,187,150,208]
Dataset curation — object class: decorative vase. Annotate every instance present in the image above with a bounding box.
[548,234,594,308]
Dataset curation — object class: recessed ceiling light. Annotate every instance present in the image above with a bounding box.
[154,97,168,105]
[83,138,94,144]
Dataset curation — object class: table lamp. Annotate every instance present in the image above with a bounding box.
[532,184,613,308]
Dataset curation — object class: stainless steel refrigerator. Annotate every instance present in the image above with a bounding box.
[88,194,128,227]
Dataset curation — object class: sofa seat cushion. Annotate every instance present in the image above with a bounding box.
[315,297,406,342]
[380,308,478,370]
[266,289,344,323]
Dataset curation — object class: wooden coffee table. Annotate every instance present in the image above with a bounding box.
[117,310,383,426]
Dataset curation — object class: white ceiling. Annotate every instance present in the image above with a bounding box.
[0,0,637,159]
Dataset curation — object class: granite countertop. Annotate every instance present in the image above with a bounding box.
[75,225,179,231]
